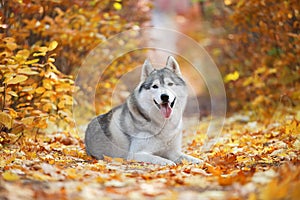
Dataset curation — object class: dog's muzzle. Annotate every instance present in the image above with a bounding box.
[153,97,176,118]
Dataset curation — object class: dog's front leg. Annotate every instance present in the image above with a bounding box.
[128,152,176,166]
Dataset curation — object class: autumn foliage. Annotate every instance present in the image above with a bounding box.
[220,0,300,115]
[0,37,74,145]
[0,0,150,145]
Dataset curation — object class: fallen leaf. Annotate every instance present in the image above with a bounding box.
[2,171,20,181]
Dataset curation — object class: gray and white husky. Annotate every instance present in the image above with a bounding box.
[85,56,202,165]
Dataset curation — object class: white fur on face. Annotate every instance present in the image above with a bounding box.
[137,56,187,121]
[151,80,176,105]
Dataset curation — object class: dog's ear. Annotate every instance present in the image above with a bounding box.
[166,56,182,77]
[141,58,154,81]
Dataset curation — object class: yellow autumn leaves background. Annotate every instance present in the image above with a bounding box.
[1,0,299,143]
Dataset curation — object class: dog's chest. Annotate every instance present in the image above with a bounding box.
[129,128,181,154]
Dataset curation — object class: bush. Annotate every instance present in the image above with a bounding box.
[0,0,151,146]
[0,36,75,145]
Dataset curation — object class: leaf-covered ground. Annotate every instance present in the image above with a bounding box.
[1,110,300,200]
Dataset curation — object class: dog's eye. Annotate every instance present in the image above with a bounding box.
[152,85,158,89]
[168,82,174,86]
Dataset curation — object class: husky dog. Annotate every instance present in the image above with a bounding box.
[85,56,202,165]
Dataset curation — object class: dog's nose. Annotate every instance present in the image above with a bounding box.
[160,94,169,102]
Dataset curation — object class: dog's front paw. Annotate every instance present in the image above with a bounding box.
[145,159,176,166]
[187,156,203,164]
[175,154,204,165]
[157,159,176,166]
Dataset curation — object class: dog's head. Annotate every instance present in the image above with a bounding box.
[137,56,187,119]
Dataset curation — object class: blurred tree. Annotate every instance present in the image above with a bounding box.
[1,0,151,74]
[218,0,299,118]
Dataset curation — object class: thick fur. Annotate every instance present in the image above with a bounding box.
[85,56,202,165]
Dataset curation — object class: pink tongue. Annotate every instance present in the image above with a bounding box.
[160,103,172,118]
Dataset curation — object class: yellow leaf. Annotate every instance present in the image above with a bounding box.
[36,118,48,129]
[35,87,46,94]
[243,77,253,86]
[21,116,35,125]
[103,13,110,19]
[17,67,39,75]
[268,68,277,74]
[7,91,18,97]
[2,171,20,181]
[38,46,48,53]
[42,103,54,112]
[113,2,122,10]
[16,49,30,60]
[32,172,51,181]
[95,176,105,183]
[56,83,72,92]
[3,37,15,43]
[48,57,55,62]
[255,66,266,74]
[113,157,124,163]
[63,95,73,105]
[21,86,35,92]
[42,91,56,98]
[16,102,30,108]
[6,42,17,51]
[49,115,57,122]
[24,59,39,65]
[48,41,58,51]
[4,72,16,79]
[296,111,300,121]
[0,112,13,129]
[224,0,232,6]
[33,52,46,57]
[43,79,53,90]
[224,71,239,83]
[48,62,58,72]
[7,108,18,118]
[66,168,77,179]
[6,75,28,85]
[58,101,65,109]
